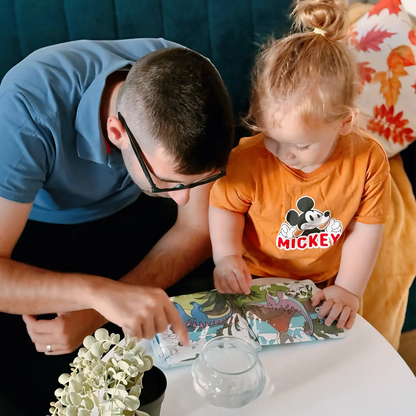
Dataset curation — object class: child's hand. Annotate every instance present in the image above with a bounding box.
[214,255,252,295]
[311,285,359,329]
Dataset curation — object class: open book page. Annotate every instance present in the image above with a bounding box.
[152,290,259,368]
[236,278,345,346]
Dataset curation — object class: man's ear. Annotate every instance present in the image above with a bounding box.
[338,108,360,135]
[107,116,130,150]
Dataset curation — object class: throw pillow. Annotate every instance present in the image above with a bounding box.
[350,0,416,157]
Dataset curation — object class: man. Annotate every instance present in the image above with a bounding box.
[0,38,234,414]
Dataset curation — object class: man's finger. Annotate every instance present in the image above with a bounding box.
[25,332,62,345]
[311,290,325,307]
[337,306,351,329]
[22,315,58,333]
[141,317,157,340]
[35,343,71,355]
[345,309,357,329]
[22,314,37,325]
[154,312,169,334]
[165,303,189,346]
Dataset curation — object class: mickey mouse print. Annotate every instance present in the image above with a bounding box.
[277,196,343,251]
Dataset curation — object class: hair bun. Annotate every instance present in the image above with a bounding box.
[293,0,349,42]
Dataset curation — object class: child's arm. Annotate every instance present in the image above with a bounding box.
[336,221,384,297]
[312,221,384,329]
[209,206,252,294]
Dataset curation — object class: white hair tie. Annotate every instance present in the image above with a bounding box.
[313,27,327,36]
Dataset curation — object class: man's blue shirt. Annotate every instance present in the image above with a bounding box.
[0,38,180,224]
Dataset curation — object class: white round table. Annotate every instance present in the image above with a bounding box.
[158,315,416,416]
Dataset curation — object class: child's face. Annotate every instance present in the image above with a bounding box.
[262,110,346,173]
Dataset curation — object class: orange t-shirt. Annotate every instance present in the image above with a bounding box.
[210,131,391,283]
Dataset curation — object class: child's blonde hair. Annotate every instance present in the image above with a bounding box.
[247,0,359,131]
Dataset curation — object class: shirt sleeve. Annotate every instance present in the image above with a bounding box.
[209,144,257,214]
[354,141,391,224]
[0,92,49,204]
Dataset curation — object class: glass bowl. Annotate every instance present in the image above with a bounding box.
[191,336,266,408]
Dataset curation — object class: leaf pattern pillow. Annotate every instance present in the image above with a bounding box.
[350,0,416,157]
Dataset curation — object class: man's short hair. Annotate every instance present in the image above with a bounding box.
[117,48,234,175]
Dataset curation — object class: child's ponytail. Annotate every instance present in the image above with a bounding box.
[247,0,359,131]
[294,0,349,42]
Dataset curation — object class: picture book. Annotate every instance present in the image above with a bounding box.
[152,278,345,368]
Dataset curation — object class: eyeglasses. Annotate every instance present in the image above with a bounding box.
[118,112,226,193]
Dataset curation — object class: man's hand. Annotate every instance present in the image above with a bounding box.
[22,309,106,355]
[214,255,252,295]
[312,285,359,329]
[91,282,189,346]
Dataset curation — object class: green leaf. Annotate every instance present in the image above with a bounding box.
[91,364,105,377]
[142,356,153,371]
[127,337,137,349]
[78,348,88,358]
[69,379,82,393]
[95,328,109,341]
[58,374,71,385]
[108,387,128,399]
[129,385,142,397]
[113,398,125,410]
[65,406,77,416]
[68,392,82,406]
[83,396,94,411]
[124,395,140,411]
[77,409,90,416]
[131,345,146,356]
[54,388,64,397]
[60,394,70,407]
[118,360,129,372]
[83,336,96,349]
[128,366,139,378]
[90,342,103,358]
[113,371,126,381]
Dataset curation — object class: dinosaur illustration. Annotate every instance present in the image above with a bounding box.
[174,301,233,328]
[265,291,314,335]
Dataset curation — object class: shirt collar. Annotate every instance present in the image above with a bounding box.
[75,62,133,165]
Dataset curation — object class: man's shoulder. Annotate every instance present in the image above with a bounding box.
[1,38,181,96]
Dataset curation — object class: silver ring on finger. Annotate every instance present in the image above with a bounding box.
[46,344,53,353]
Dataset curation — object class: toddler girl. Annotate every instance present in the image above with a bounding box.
[209,0,391,329]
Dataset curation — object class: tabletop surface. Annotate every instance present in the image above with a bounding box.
[157,315,416,416]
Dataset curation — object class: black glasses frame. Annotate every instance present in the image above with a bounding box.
[118,112,226,193]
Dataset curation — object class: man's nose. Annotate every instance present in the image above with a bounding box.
[169,188,191,205]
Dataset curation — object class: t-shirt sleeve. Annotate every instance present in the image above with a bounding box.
[210,146,257,214]
[354,141,391,224]
[0,92,48,204]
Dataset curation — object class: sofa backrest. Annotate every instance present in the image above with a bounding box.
[0,0,292,118]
